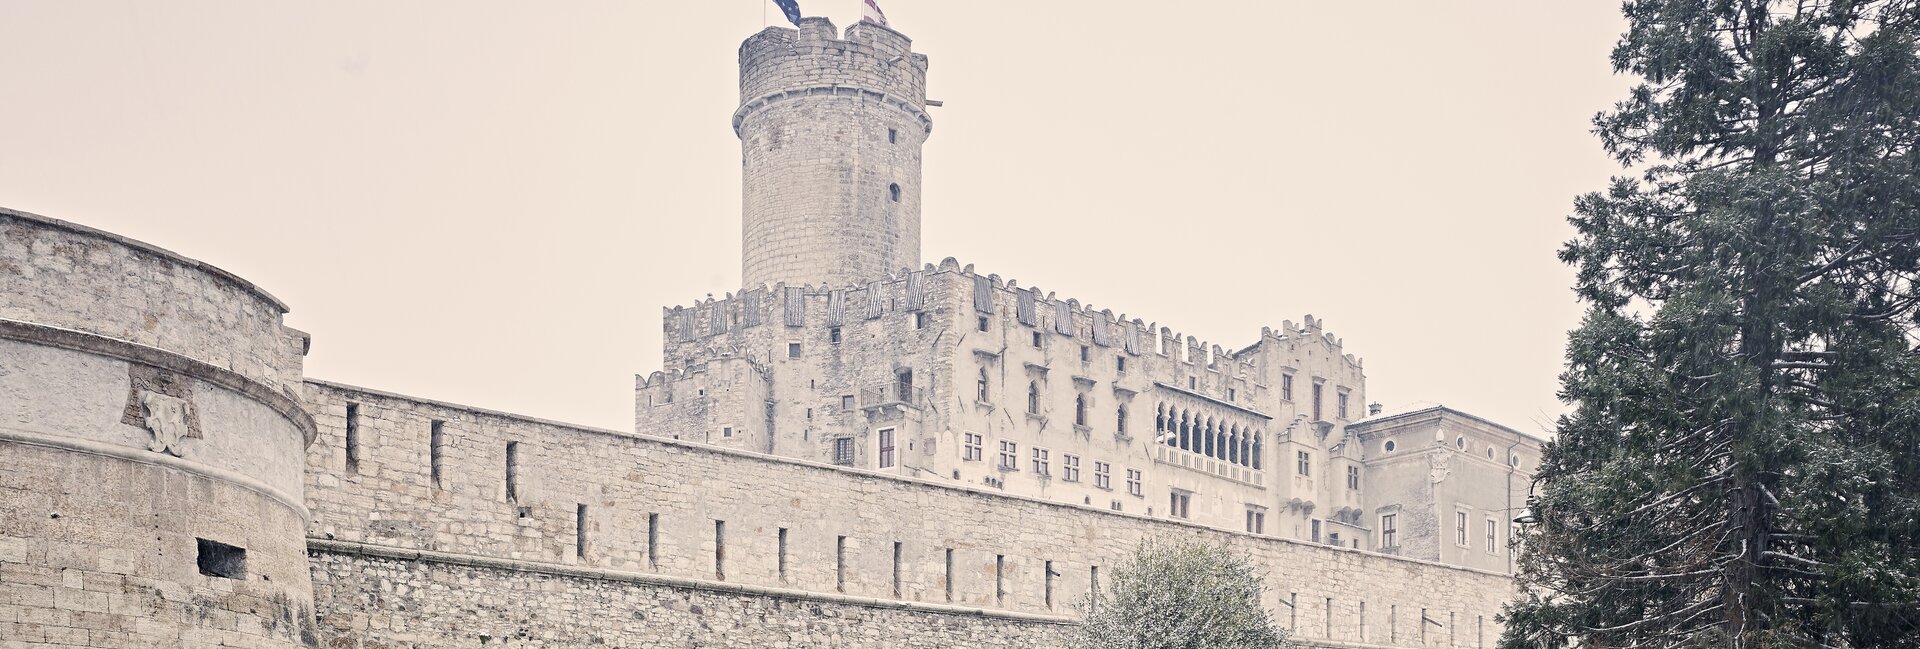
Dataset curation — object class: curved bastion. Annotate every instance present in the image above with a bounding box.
[0,207,319,647]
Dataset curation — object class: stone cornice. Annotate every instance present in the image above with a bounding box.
[0,318,317,446]
[0,424,308,522]
[732,85,934,137]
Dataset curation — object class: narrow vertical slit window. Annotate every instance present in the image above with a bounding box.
[1326,598,1334,638]
[1089,566,1100,612]
[574,504,588,561]
[504,441,520,502]
[1044,560,1055,610]
[995,554,1005,606]
[647,513,660,569]
[714,520,727,581]
[892,541,903,598]
[429,419,446,488]
[344,403,361,473]
[944,547,955,602]
[836,535,848,593]
[778,528,790,583]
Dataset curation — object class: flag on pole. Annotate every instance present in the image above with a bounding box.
[860,0,889,26]
[772,0,803,27]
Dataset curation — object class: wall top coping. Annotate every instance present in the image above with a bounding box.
[308,378,1514,581]
[0,206,291,314]
[1348,405,1548,444]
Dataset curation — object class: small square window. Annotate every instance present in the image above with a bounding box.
[914,312,928,329]
[722,426,734,438]
[829,327,843,344]
[978,316,989,332]
[787,342,802,358]
[196,538,246,579]
[841,395,855,410]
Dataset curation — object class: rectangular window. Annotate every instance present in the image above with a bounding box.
[1312,382,1324,420]
[893,541,904,597]
[914,312,928,329]
[999,440,1018,470]
[1116,357,1127,373]
[1338,391,1350,419]
[721,426,734,438]
[1228,387,1237,401]
[1044,559,1055,609]
[963,432,983,461]
[1311,519,1322,543]
[841,394,855,410]
[1080,345,1091,362]
[1381,514,1398,548]
[832,437,855,466]
[1487,518,1499,554]
[877,428,896,468]
[505,441,520,502]
[1126,468,1144,497]
[1246,509,1266,534]
[787,342,802,358]
[995,554,1006,606]
[1456,511,1470,546]
[343,403,360,473]
[1281,374,1293,401]
[429,419,447,488]
[196,538,246,579]
[1031,331,1043,348]
[1169,491,1190,519]
[944,547,956,602]
[1093,461,1112,489]
[1347,466,1360,490]
[836,535,848,592]
[829,327,842,343]
[575,504,588,560]
[1297,451,1312,476]
[778,527,789,582]
[647,513,660,568]
[1062,454,1081,482]
[977,316,989,332]
[1032,447,1051,477]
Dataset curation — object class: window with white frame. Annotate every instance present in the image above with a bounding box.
[962,432,983,461]
[1381,514,1399,548]
[1125,468,1143,497]
[1093,461,1112,489]
[1062,454,1081,482]
[999,440,1018,470]
[1169,491,1191,519]
[1456,510,1470,546]
[1032,447,1051,477]
[1337,390,1350,419]
[1297,451,1312,476]
[1246,508,1266,534]
[877,428,896,469]
[1347,465,1360,490]
[1486,518,1499,554]
[1281,373,1294,401]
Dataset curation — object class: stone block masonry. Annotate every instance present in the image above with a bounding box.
[305,379,1517,648]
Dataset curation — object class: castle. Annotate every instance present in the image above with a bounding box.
[0,17,1538,649]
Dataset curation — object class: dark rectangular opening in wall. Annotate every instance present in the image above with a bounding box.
[1044,560,1054,610]
[714,520,727,581]
[575,504,588,560]
[892,541,903,598]
[196,538,246,579]
[430,419,446,488]
[1326,598,1334,638]
[944,548,955,602]
[995,554,1005,606]
[778,528,789,583]
[504,441,520,502]
[836,536,848,593]
[1089,566,1100,612]
[344,403,361,473]
[647,513,659,569]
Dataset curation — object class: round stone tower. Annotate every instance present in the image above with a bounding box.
[735,17,931,289]
[0,208,319,647]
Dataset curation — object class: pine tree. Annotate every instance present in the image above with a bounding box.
[1504,1,1920,647]
[1071,538,1290,649]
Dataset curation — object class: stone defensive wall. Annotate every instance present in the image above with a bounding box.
[0,208,318,647]
[308,379,1516,647]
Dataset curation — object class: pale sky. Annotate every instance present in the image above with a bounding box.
[0,1,1628,435]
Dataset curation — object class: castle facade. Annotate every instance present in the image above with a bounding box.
[0,18,1534,648]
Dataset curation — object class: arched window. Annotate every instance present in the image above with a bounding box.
[889,183,902,202]
[1251,435,1263,470]
[1203,419,1216,458]
[1179,412,1191,451]
[1242,431,1253,467]
[1156,405,1169,445]
[1227,427,1239,465]
[976,367,990,402]
[1074,394,1088,426]
[1116,406,1128,436]
[1027,382,1040,414]
[1216,423,1228,460]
